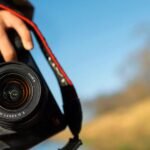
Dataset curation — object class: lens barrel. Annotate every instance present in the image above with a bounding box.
[0,62,41,129]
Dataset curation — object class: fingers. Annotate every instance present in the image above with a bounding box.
[0,11,33,62]
[0,26,17,62]
[10,19,33,50]
[3,11,33,51]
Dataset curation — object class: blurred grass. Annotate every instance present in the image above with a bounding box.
[53,98,150,150]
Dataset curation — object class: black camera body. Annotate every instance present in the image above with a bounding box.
[0,31,67,149]
[0,11,82,149]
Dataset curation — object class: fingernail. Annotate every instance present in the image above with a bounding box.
[25,42,33,50]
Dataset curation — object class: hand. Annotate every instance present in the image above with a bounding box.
[0,10,33,62]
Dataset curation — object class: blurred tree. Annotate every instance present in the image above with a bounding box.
[86,26,150,115]
[123,45,150,99]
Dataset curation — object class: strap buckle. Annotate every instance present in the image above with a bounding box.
[59,137,82,150]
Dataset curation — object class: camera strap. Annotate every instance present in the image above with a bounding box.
[0,4,82,150]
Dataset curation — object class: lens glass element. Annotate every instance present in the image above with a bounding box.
[0,74,31,110]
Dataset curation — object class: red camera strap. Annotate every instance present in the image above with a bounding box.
[0,4,73,86]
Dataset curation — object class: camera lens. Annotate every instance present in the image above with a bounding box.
[0,62,41,128]
[0,75,31,110]
[3,82,23,103]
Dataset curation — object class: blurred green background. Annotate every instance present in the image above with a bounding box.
[30,0,150,150]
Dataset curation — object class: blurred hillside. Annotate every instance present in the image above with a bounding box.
[82,98,150,150]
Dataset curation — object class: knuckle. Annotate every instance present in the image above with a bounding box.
[16,20,25,28]
[17,21,30,36]
[0,10,11,17]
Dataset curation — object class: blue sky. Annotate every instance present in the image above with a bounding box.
[29,0,150,149]
[30,0,150,101]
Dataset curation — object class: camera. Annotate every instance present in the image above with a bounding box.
[0,14,82,150]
